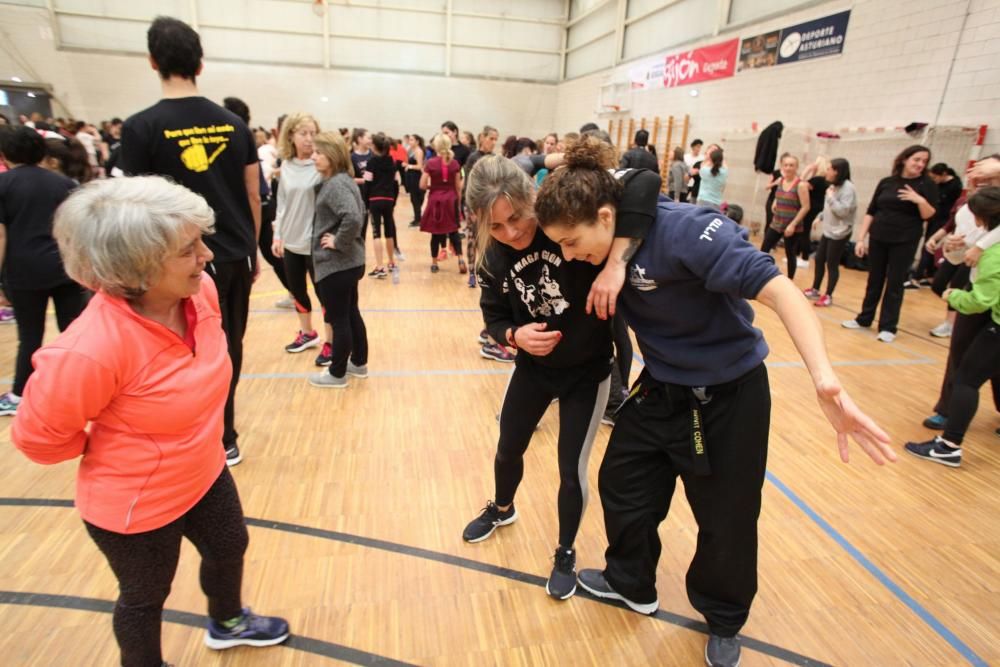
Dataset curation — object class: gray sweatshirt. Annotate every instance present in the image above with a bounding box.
[313,172,366,282]
[274,158,321,255]
[667,161,688,195]
[820,180,857,240]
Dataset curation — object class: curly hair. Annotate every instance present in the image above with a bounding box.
[535,136,622,229]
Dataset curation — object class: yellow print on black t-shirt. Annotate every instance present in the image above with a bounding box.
[162,124,236,173]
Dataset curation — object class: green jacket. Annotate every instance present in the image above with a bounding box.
[948,243,1000,325]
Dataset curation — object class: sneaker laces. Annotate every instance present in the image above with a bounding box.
[480,500,501,520]
[553,548,575,573]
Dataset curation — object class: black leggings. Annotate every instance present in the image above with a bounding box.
[431,232,463,259]
[9,282,86,396]
[856,238,920,333]
[258,197,289,291]
[760,228,800,279]
[282,251,314,315]
[811,236,849,296]
[315,266,368,378]
[406,172,424,222]
[934,311,1000,419]
[941,318,1000,445]
[370,199,397,241]
[85,468,248,667]
[495,364,611,548]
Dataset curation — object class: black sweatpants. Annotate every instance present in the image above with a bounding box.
[855,238,920,333]
[84,468,248,667]
[315,266,368,378]
[599,364,770,637]
[258,198,289,291]
[934,311,1000,418]
[431,232,463,259]
[496,363,611,548]
[205,259,253,449]
[761,228,800,279]
[811,236,849,296]
[9,282,87,396]
[282,250,315,314]
[942,318,1000,446]
[931,261,971,313]
[370,199,397,241]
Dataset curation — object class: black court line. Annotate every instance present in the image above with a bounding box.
[0,499,831,667]
[0,590,416,666]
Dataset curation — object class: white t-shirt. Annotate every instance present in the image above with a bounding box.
[258,143,278,182]
[684,151,701,187]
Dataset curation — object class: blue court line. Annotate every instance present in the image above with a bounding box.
[765,473,987,667]
[629,352,986,667]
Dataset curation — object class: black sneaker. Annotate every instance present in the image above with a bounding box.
[706,635,741,667]
[204,607,290,650]
[546,547,577,600]
[903,279,920,290]
[600,410,616,426]
[462,501,518,542]
[225,444,242,467]
[904,436,961,468]
[314,342,332,367]
[576,569,658,615]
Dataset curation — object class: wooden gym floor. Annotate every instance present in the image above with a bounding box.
[0,208,997,666]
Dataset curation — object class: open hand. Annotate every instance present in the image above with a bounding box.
[815,382,895,465]
[897,185,924,204]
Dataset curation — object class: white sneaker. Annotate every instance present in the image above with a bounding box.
[841,320,863,330]
[797,258,809,268]
[274,296,294,309]
[929,322,953,338]
[877,331,896,343]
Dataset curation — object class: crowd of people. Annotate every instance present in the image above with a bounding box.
[0,13,998,667]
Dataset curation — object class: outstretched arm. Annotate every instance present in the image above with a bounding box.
[756,275,895,465]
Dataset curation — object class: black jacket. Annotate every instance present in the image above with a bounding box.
[753,121,783,174]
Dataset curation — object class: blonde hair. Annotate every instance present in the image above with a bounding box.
[313,131,354,177]
[432,133,454,162]
[54,176,215,299]
[278,112,320,160]
[813,155,831,175]
[465,155,536,274]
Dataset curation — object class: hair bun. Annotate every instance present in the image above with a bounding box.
[565,135,616,170]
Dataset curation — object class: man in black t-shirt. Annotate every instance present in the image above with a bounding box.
[121,16,261,467]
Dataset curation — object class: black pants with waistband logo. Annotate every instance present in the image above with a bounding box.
[599,364,770,637]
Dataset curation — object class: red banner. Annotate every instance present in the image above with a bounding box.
[661,38,739,88]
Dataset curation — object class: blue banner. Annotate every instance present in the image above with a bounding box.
[777,10,851,64]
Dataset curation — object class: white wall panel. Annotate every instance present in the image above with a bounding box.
[623,0,715,61]
[197,0,322,35]
[452,16,562,52]
[453,0,564,20]
[331,5,446,43]
[728,0,816,25]
[567,2,615,49]
[566,32,613,79]
[331,37,445,73]
[55,0,188,23]
[570,0,608,20]
[202,27,322,65]
[56,14,149,53]
[451,47,560,81]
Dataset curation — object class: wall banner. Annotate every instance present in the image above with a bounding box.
[630,38,739,90]
[777,10,851,64]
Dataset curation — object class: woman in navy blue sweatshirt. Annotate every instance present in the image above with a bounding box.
[462,153,661,602]
[534,137,895,667]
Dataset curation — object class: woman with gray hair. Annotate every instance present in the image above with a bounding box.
[11,176,289,667]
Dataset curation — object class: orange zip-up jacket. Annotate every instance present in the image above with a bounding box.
[11,275,231,534]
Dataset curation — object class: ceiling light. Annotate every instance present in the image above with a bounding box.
[689,89,699,97]
[11,76,22,82]
[27,92,36,98]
